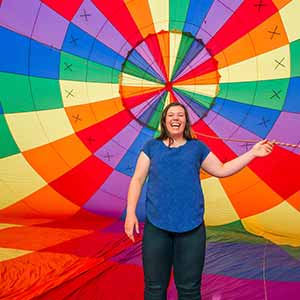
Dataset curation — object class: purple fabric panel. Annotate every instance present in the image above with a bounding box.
[135,41,165,80]
[83,189,125,217]
[72,0,106,37]
[95,17,131,58]
[0,0,40,37]
[32,3,69,49]
[83,170,130,217]
[95,120,142,168]
[196,0,243,44]
[203,110,261,155]
[174,48,211,81]
[131,91,164,118]
[175,91,200,125]
[267,112,300,154]
[101,170,130,201]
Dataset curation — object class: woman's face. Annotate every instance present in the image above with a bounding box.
[165,105,187,138]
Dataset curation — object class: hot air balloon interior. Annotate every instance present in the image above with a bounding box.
[0,0,299,299]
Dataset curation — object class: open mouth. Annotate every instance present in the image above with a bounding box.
[170,122,181,128]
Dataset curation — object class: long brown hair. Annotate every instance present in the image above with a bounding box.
[157,102,195,146]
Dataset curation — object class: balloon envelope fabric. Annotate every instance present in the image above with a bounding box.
[0,0,300,299]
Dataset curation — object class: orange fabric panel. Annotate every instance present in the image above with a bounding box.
[0,185,80,219]
[286,191,300,211]
[174,70,220,85]
[125,0,156,38]
[50,134,91,168]
[23,144,71,182]
[272,0,293,10]
[120,86,163,98]
[65,105,97,132]
[0,226,91,251]
[221,167,284,218]
[90,97,125,121]
[214,12,289,69]
[156,31,170,79]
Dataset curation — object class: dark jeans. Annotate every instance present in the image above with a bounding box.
[142,219,206,300]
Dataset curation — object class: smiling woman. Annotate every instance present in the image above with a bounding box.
[124,102,274,300]
[157,102,194,148]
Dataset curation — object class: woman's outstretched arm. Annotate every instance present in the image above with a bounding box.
[201,139,274,178]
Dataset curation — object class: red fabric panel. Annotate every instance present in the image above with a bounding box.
[122,89,164,109]
[249,146,300,199]
[92,0,143,47]
[50,156,113,206]
[41,0,83,21]
[206,0,278,56]
[193,119,238,162]
[77,109,133,153]
[174,57,218,83]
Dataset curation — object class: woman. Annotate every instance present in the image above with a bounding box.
[125,102,273,300]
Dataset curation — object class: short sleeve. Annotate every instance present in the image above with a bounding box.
[141,139,154,159]
[198,140,210,164]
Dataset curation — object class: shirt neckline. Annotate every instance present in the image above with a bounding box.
[161,139,188,149]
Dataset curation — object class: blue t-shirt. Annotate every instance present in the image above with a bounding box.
[141,138,210,233]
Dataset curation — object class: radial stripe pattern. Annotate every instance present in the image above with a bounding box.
[0,1,300,299]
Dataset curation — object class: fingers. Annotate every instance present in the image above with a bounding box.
[263,140,274,153]
[125,226,135,242]
[124,220,140,242]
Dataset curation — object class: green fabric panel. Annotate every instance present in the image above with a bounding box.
[290,39,300,77]
[122,60,162,83]
[30,77,63,111]
[206,220,267,245]
[281,245,300,260]
[219,79,289,110]
[174,87,213,109]
[169,0,190,31]
[0,72,34,113]
[87,61,120,83]
[171,33,194,80]
[218,81,257,105]
[60,52,86,81]
[148,93,167,129]
[254,78,289,110]
[60,52,120,83]
[0,115,20,158]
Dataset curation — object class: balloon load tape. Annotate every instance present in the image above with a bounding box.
[194,132,300,149]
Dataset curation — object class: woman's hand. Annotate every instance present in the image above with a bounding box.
[124,213,140,242]
[251,139,274,157]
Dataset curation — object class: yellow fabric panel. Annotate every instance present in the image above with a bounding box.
[87,82,120,102]
[0,247,32,262]
[219,44,290,83]
[175,84,219,98]
[0,180,18,208]
[279,0,300,42]
[121,73,164,86]
[0,154,46,209]
[148,0,169,32]
[60,80,120,107]
[169,32,182,80]
[164,92,171,106]
[36,108,74,142]
[256,44,290,80]
[0,223,21,230]
[202,177,240,226]
[242,201,300,247]
[5,112,49,151]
